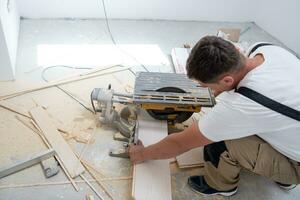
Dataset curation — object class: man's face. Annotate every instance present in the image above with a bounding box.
[198,75,235,95]
[198,81,224,95]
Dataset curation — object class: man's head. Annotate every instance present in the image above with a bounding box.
[186,36,245,93]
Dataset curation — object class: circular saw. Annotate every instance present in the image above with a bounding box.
[91,72,216,158]
[145,87,194,123]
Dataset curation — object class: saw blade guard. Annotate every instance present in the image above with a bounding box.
[146,87,194,123]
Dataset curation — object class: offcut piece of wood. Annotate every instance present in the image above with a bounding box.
[16,115,79,191]
[30,106,85,178]
[0,101,31,118]
[132,116,172,200]
[71,120,127,197]
[80,159,106,178]
[0,66,129,101]
[86,194,95,200]
[51,64,121,83]
[81,159,114,200]
[15,116,39,134]
[80,174,104,200]
[0,176,132,189]
[73,128,97,176]
[176,147,204,169]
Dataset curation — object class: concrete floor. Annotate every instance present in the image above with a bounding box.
[0,19,299,200]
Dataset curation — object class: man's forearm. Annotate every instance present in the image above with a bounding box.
[129,122,212,163]
[142,132,187,160]
[141,122,207,161]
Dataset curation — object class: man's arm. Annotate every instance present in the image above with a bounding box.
[129,121,213,164]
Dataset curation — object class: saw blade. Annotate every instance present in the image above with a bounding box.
[146,87,193,123]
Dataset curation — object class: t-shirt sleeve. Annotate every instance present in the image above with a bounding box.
[198,91,279,142]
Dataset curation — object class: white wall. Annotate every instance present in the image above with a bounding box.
[16,0,300,56]
[254,0,300,56]
[0,0,20,80]
[0,24,13,80]
[17,0,255,22]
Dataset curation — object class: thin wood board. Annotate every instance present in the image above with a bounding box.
[0,66,128,101]
[30,106,85,178]
[132,114,172,200]
[176,147,204,169]
[0,101,31,118]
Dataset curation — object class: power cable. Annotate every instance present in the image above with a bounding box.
[41,65,95,114]
[100,0,149,73]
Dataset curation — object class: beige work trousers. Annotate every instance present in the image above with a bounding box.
[204,135,300,191]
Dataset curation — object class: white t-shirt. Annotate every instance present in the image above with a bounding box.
[198,44,300,162]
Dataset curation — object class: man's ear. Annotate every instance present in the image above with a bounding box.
[219,75,234,87]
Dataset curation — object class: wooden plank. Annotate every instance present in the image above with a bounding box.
[30,106,85,178]
[81,161,114,200]
[0,176,132,189]
[132,115,172,200]
[171,48,189,74]
[0,66,129,101]
[86,194,95,200]
[0,101,31,118]
[80,174,104,200]
[176,147,204,169]
[0,149,55,179]
[16,115,79,191]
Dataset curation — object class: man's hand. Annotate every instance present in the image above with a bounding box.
[129,140,146,164]
[128,122,212,164]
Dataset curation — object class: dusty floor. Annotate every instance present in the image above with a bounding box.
[0,19,299,200]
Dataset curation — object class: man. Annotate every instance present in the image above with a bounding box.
[129,36,300,196]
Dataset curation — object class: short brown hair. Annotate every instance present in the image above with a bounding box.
[186,36,244,83]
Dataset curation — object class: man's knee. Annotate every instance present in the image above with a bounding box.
[204,141,227,168]
[225,136,264,156]
[224,135,265,170]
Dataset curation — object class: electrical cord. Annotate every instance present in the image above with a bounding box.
[39,0,148,114]
[100,0,116,45]
[100,0,149,73]
[90,90,97,113]
[41,65,95,114]
[41,65,93,76]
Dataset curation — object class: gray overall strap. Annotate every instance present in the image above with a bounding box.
[238,42,300,121]
[236,87,300,121]
[247,42,273,57]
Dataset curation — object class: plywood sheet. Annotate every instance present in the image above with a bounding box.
[176,147,204,169]
[132,115,171,200]
[30,106,84,178]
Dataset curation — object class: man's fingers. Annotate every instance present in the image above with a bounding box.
[128,141,145,164]
[128,145,133,154]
